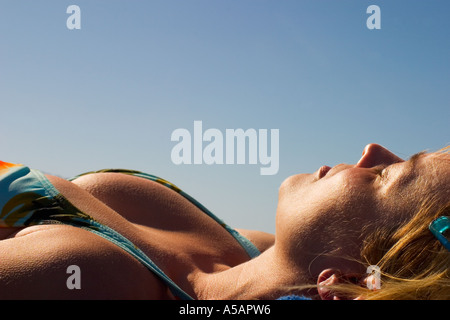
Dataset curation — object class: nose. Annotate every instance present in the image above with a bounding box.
[356,143,404,168]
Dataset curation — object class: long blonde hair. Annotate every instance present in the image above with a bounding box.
[335,147,450,300]
[289,147,450,300]
[358,198,450,299]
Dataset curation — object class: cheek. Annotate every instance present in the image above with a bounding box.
[333,169,378,202]
[276,172,380,249]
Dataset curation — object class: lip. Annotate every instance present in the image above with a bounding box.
[317,165,332,179]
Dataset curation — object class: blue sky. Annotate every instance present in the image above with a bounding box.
[1,1,449,233]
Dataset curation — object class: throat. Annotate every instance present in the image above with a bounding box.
[192,247,310,300]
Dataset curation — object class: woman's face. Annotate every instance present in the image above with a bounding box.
[276,144,450,271]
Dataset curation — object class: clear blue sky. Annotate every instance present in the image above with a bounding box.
[1,1,449,233]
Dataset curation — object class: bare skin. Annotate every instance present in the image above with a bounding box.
[0,170,274,299]
[0,143,448,299]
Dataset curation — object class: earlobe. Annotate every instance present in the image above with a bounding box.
[317,269,342,300]
[317,269,366,300]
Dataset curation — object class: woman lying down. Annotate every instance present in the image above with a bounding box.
[0,143,448,300]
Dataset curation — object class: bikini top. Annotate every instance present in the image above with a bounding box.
[0,161,261,300]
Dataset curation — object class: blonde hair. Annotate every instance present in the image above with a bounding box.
[296,146,450,300]
[358,198,450,299]
[332,146,450,300]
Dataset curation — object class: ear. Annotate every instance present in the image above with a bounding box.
[317,269,365,300]
[317,269,342,300]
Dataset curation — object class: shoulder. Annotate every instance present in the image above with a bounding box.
[0,225,169,299]
[235,229,275,253]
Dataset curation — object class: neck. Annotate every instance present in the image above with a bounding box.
[193,245,314,300]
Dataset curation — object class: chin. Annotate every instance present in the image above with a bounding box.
[279,173,311,194]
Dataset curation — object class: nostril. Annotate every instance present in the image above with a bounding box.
[357,143,403,168]
[357,144,382,168]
